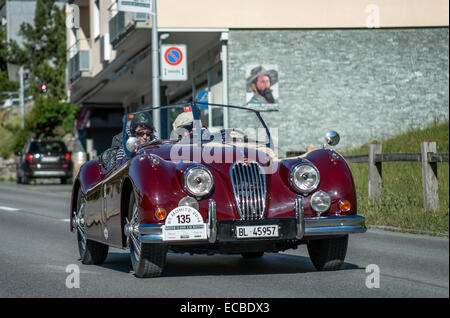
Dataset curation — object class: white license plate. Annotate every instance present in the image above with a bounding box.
[41,157,59,163]
[236,225,279,239]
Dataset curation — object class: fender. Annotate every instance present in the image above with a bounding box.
[305,148,357,216]
[128,154,187,224]
[78,160,104,194]
[69,160,102,232]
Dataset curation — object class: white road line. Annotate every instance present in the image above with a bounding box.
[0,206,20,212]
[60,219,71,223]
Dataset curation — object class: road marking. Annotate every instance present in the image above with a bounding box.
[0,206,20,212]
[60,219,71,223]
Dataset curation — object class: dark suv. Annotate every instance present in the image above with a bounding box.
[15,139,73,184]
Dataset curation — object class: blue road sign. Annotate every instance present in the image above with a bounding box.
[198,91,208,108]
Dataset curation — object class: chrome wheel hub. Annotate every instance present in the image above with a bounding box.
[127,205,142,259]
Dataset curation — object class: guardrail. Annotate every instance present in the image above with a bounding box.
[344,141,449,211]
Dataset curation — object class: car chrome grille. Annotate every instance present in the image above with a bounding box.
[230,162,267,220]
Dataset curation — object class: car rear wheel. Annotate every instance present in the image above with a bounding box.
[75,190,109,265]
[16,170,22,184]
[17,170,28,184]
[127,191,167,278]
[307,235,348,271]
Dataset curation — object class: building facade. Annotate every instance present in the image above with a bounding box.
[66,0,449,158]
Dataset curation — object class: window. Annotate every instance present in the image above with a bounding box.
[93,0,101,39]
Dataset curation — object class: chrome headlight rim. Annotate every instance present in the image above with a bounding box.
[289,161,320,194]
[183,164,214,198]
[310,190,331,215]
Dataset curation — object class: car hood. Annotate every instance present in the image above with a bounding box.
[140,140,278,168]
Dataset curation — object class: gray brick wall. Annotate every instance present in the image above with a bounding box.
[227,28,449,156]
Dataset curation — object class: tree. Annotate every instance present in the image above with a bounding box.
[0,26,18,92]
[8,0,79,139]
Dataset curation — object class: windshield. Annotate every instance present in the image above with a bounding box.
[122,103,273,157]
[29,141,67,154]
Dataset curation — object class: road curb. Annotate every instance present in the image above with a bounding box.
[368,224,449,238]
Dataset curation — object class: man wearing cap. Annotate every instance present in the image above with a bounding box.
[171,111,204,140]
[246,65,278,106]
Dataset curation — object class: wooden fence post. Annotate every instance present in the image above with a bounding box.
[368,141,382,202]
[421,141,439,211]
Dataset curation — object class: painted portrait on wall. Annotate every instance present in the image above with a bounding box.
[245,64,279,110]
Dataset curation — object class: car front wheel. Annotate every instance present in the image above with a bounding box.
[307,235,348,271]
[127,191,167,278]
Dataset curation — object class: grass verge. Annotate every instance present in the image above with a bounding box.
[341,121,449,236]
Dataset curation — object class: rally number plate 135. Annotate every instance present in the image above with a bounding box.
[163,206,207,241]
[236,225,279,239]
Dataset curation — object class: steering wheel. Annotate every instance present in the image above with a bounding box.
[220,128,248,140]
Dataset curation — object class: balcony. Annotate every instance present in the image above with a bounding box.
[109,9,149,49]
[68,39,91,83]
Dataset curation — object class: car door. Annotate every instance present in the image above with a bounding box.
[102,166,127,248]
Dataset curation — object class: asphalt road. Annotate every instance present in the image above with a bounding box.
[0,181,448,300]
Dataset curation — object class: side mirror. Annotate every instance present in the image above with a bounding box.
[325,131,340,146]
[126,137,140,153]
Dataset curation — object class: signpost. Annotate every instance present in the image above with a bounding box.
[160,44,188,81]
[117,0,160,135]
[197,91,208,109]
[117,0,152,14]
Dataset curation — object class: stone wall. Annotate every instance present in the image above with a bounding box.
[227,28,449,156]
[0,157,16,181]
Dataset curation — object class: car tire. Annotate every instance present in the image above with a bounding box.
[307,235,348,271]
[128,191,167,278]
[75,190,109,265]
[241,252,264,259]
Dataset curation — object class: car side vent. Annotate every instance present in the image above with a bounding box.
[230,162,267,220]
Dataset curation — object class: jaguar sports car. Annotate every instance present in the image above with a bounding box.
[70,103,366,278]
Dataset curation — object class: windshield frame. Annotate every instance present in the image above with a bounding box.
[122,102,274,158]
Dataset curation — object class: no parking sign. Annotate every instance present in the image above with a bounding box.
[161,44,187,81]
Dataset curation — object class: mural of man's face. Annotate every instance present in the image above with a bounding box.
[252,75,275,103]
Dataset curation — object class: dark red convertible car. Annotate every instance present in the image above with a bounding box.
[70,103,366,278]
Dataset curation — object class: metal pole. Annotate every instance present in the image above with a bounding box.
[220,32,229,128]
[19,66,25,129]
[151,0,161,136]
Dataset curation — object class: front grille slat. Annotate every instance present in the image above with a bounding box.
[231,162,266,220]
[252,163,262,215]
[244,164,254,219]
[249,163,259,219]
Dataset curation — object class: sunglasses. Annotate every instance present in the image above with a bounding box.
[135,130,152,137]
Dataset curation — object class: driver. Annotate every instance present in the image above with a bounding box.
[116,112,155,165]
[130,112,155,144]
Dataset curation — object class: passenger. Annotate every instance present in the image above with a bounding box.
[171,111,203,140]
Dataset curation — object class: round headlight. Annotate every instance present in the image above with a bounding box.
[290,162,320,193]
[311,190,331,215]
[178,196,199,211]
[184,165,213,197]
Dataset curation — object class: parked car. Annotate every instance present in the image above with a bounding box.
[15,139,72,184]
[70,103,366,278]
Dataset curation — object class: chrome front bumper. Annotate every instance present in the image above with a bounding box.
[137,197,366,244]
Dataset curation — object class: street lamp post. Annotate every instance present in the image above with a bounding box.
[151,0,160,136]
[19,66,25,129]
